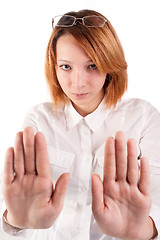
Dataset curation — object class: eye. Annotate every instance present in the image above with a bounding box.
[60,64,71,70]
[88,64,97,70]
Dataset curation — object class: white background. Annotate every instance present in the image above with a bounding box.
[0,0,160,238]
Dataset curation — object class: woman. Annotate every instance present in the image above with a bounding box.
[1,9,160,239]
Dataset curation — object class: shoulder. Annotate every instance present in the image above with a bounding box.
[26,102,64,117]
[22,102,66,132]
[115,98,158,113]
[113,98,160,125]
[23,102,65,126]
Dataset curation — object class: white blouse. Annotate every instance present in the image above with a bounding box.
[1,97,160,240]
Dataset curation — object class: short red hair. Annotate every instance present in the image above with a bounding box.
[45,9,128,110]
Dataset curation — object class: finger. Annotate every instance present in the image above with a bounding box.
[35,132,50,177]
[3,148,14,184]
[14,132,25,178]
[23,127,36,173]
[115,131,127,181]
[103,137,115,182]
[138,157,150,195]
[91,174,104,215]
[127,139,139,185]
[52,173,69,213]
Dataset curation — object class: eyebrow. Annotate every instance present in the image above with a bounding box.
[57,59,94,63]
[57,60,72,63]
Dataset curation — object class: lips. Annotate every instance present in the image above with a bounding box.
[73,93,88,98]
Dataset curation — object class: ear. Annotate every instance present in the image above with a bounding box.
[104,73,111,89]
[106,73,110,81]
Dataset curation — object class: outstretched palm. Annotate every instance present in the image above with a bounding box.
[92,132,151,239]
[2,127,69,229]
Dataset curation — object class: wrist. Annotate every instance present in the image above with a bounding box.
[146,217,158,240]
[136,217,157,240]
[140,216,158,240]
[123,217,158,240]
[3,210,26,230]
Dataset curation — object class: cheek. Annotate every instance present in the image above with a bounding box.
[56,71,68,89]
[57,78,70,96]
[93,76,106,90]
[58,80,67,92]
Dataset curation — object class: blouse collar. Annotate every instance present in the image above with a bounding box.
[64,97,111,132]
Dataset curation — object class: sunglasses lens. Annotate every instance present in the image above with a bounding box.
[54,15,75,27]
[84,16,106,27]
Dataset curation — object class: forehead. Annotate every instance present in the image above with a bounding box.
[56,34,91,62]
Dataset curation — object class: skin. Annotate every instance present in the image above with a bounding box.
[55,34,106,117]
[92,133,157,239]
[2,34,157,239]
[3,128,69,229]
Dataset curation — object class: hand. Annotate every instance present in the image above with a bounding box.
[92,131,154,240]
[2,127,69,229]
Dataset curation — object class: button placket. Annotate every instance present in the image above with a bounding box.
[77,121,92,205]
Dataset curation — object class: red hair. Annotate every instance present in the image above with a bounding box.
[45,9,128,110]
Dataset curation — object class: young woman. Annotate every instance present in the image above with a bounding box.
[1,9,160,240]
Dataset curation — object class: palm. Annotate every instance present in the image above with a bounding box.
[92,132,151,239]
[5,174,54,228]
[102,182,150,237]
[3,127,69,229]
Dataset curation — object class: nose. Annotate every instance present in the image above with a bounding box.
[71,69,86,89]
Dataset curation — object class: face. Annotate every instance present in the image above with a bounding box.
[55,34,106,117]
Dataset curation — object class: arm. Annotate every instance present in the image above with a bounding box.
[92,131,157,240]
[139,104,160,239]
[2,127,69,229]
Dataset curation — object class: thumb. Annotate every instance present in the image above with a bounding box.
[92,174,104,215]
[52,173,69,213]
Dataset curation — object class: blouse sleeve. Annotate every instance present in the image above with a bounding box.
[139,102,160,239]
[21,106,39,133]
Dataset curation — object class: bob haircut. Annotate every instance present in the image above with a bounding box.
[45,9,128,110]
